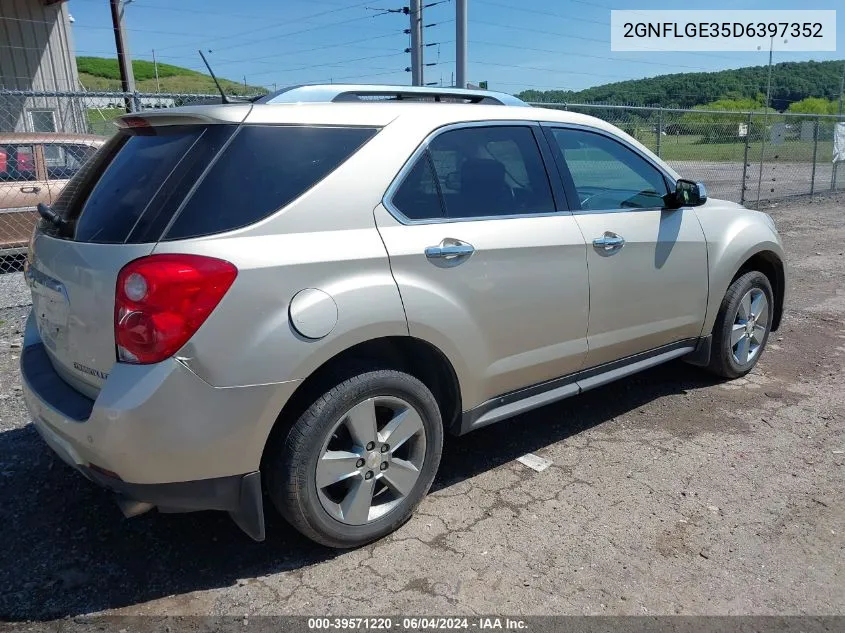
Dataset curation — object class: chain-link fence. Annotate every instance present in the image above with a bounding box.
[532,102,845,205]
[1,90,844,277]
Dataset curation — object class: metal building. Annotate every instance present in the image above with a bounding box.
[0,0,86,133]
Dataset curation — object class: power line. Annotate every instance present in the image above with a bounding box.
[474,0,605,26]
[470,17,755,64]
[153,0,381,52]
[238,52,408,80]
[469,40,712,72]
[202,31,405,67]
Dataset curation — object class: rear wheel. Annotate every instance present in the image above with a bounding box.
[265,369,443,548]
[706,271,774,379]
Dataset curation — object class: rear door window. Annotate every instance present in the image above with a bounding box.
[163,125,378,240]
[391,126,555,221]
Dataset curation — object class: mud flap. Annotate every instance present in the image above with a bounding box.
[229,471,266,542]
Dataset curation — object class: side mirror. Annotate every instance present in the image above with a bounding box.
[664,179,707,209]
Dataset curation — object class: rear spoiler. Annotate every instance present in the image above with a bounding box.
[115,104,253,129]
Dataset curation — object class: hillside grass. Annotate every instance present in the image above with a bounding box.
[77,56,267,95]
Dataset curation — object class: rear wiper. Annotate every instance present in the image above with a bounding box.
[37,203,68,230]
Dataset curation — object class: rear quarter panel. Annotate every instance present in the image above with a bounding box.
[150,115,429,388]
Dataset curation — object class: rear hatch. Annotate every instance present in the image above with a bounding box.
[26,104,381,398]
[27,108,249,398]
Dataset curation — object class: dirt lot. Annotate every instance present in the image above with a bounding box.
[0,194,843,621]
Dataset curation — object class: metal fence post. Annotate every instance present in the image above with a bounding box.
[740,111,753,205]
[810,117,820,196]
[656,108,663,158]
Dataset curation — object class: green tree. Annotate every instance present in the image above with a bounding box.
[678,98,775,143]
[787,97,838,115]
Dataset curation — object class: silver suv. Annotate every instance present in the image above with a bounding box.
[21,85,786,547]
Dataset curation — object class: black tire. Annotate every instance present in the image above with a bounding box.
[706,271,774,379]
[265,368,443,548]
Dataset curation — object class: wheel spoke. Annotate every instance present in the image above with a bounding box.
[756,302,769,329]
[382,458,420,497]
[750,291,766,318]
[344,398,378,448]
[752,324,767,345]
[340,475,375,524]
[735,335,750,363]
[737,293,752,321]
[378,407,423,450]
[316,450,361,488]
[730,324,746,346]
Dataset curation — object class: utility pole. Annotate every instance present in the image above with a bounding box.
[409,0,423,86]
[456,0,467,87]
[109,0,136,112]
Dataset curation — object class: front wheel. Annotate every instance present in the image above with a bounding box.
[265,369,443,548]
[706,271,774,379]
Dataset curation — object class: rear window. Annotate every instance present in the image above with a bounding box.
[64,124,377,244]
[73,126,225,243]
[163,125,378,240]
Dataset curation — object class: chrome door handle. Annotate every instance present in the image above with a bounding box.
[592,232,625,252]
[19,186,41,194]
[425,239,475,260]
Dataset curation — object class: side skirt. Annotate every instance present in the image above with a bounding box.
[456,339,699,435]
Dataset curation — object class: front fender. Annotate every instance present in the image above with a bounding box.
[695,202,787,335]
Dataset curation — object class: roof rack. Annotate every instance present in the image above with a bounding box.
[256,84,528,107]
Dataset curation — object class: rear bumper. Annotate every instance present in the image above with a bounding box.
[20,310,300,540]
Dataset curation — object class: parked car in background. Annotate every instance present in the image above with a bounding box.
[0,133,105,253]
[20,86,786,548]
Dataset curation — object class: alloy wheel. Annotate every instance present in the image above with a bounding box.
[730,287,769,365]
[315,396,427,525]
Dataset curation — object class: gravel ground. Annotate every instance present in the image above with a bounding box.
[0,195,843,620]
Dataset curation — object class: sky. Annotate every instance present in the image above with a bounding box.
[64,0,845,94]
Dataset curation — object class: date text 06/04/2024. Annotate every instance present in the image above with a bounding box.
[306,617,528,630]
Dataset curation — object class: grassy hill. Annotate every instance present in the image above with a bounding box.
[77,56,267,95]
[517,59,845,111]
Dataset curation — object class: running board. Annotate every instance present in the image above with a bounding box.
[461,341,696,433]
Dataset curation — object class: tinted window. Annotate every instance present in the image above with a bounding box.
[0,145,36,182]
[427,126,554,219]
[74,128,205,243]
[392,152,444,220]
[44,144,98,180]
[550,129,669,211]
[165,125,378,240]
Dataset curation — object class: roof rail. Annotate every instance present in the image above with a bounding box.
[255,84,528,107]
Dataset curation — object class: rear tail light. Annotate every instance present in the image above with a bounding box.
[115,254,237,364]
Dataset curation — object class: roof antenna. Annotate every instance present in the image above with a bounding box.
[198,49,230,104]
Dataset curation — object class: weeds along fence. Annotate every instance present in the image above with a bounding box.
[531,101,845,205]
[0,89,844,275]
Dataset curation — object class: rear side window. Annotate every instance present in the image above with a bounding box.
[164,125,378,240]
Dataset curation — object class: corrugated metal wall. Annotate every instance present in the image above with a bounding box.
[0,0,86,132]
